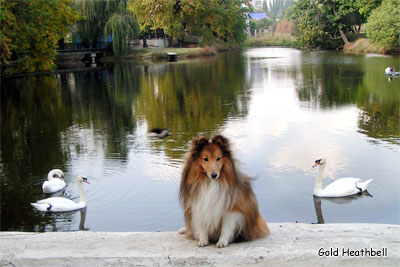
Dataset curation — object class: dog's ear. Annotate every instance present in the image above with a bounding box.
[212,135,232,157]
[212,135,228,146]
[192,136,209,149]
[190,137,209,159]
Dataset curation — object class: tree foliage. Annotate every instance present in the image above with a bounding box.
[0,0,16,66]
[263,0,295,36]
[264,0,294,19]
[74,0,139,55]
[73,0,118,44]
[366,0,400,51]
[290,0,370,48]
[290,0,334,48]
[355,0,381,18]
[250,18,272,31]
[1,0,79,73]
[104,1,139,56]
[128,0,251,44]
[317,0,365,44]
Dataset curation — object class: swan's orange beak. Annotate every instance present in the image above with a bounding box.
[312,162,320,168]
[83,177,89,184]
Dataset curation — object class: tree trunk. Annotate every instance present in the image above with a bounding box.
[338,29,349,45]
[332,5,349,45]
[272,23,277,37]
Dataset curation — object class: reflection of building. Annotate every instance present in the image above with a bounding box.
[250,0,265,10]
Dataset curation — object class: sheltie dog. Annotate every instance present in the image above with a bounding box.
[179,135,269,248]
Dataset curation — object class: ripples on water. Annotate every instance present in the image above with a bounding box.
[1,48,399,231]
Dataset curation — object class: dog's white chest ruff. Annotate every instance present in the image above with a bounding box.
[191,181,232,238]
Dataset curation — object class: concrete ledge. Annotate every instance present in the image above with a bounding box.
[1,223,399,266]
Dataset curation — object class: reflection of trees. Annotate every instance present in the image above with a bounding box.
[0,63,140,230]
[1,76,69,231]
[66,63,139,159]
[358,103,400,145]
[0,55,251,231]
[292,51,399,145]
[356,57,400,145]
[135,54,251,158]
[294,52,362,108]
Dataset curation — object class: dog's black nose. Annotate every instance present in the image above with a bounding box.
[211,172,218,179]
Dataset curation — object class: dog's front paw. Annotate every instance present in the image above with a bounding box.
[216,240,229,248]
[197,239,209,247]
[178,227,186,234]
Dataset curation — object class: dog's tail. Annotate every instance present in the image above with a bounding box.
[252,215,270,238]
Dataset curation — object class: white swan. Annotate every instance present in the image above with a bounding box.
[385,66,393,74]
[312,158,373,197]
[32,176,89,212]
[42,169,66,193]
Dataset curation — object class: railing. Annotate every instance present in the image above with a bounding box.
[56,42,112,51]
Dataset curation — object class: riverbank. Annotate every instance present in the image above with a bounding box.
[2,44,236,77]
[243,33,297,48]
[343,38,384,54]
[103,43,239,62]
[1,223,398,266]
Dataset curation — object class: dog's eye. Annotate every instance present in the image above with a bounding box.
[216,157,221,161]
[203,158,208,162]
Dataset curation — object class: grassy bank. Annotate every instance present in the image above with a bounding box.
[343,38,384,54]
[243,32,297,48]
[343,38,400,55]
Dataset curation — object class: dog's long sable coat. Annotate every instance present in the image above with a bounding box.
[179,135,269,248]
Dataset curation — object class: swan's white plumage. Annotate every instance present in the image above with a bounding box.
[32,176,88,212]
[31,197,86,212]
[42,169,66,193]
[313,159,373,197]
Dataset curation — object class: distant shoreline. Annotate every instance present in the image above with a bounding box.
[2,45,237,78]
[3,43,398,78]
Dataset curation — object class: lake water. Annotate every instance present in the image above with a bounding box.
[1,48,399,232]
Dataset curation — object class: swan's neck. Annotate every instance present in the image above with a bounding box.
[314,164,325,193]
[78,181,86,203]
[47,171,55,181]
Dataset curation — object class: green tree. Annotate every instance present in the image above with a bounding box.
[290,0,366,48]
[128,0,251,44]
[317,0,365,45]
[366,0,400,52]
[250,18,272,31]
[290,0,335,48]
[1,0,79,73]
[0,0,16,67]
[73,0,116,45]
[74,0,138,55]
[264,0,294,36]
[104,1,139,56]
[355,0,381,18]
[128,0,184,41]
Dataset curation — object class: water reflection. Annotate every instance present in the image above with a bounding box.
[296,52,400,145]
[313,192,373,224]
[1,49,399,231]
[134,54,251,158]
[79,208,89,231]
[1,54,251,231]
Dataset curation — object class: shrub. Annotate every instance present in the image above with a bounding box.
[366,0,400,52]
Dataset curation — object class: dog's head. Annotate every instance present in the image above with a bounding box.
[190,135,232,180]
